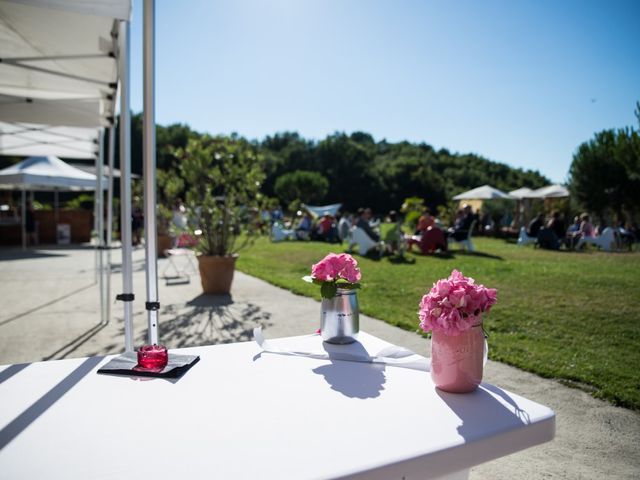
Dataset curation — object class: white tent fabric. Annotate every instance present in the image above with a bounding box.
[0,0,131,128]
[302,203,343,218]
[0,122,99,158]
[0,94,106,128]
[452,185,514,201]
[528,184,570,199]
[0,155,105,190]
[6,0,131,20]
[508,187,534,199]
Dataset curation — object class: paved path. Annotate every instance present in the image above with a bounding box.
[0,245,638,479]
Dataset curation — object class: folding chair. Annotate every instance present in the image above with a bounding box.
[162,234,199,282]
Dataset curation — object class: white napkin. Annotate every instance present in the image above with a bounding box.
[253,327,430,372]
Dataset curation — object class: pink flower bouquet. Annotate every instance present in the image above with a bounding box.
[418,269,497,336]
[303,253,362,299]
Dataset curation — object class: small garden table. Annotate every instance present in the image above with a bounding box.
[0,332,555,479]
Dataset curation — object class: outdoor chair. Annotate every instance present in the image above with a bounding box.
[271,223,296,242]
[517,226,537,246]
[448,220,476,252]
[576,227,618,252]
[162,233,198,280]
[347,227,384,257]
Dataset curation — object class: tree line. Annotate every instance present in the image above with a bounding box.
[121,114,549,216]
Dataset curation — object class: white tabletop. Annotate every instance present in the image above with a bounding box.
[0,332,555,480]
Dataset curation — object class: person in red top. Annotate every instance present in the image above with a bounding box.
[415,207,435,234]
[316,214,337,242]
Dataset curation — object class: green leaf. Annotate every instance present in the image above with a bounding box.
[321,282,337,299]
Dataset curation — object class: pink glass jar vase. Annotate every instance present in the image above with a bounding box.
[431,323,486,393]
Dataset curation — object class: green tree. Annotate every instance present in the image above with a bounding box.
[274,170,329,206]
[569,126,640,221]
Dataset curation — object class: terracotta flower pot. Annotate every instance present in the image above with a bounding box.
[157,234,173,258]
[197,254,238,294]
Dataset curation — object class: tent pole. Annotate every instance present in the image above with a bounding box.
[93,161,98,283]
[21,189,26,250]
[119,20,135,352]
[106,125,115,325]
[97,129,105,324]
[143,0,159,345]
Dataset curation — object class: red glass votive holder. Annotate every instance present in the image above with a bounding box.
[137,344,168,371]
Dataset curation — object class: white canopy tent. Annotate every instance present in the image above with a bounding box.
[528,184,570,199]
[0,154,106,250]
[0,0,134,347]
[0,155,104,190]
[452,184,514,201]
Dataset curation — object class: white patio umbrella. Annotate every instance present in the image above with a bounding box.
[508,187,534,199]
[528,184,570,199]
[452,184,514,201]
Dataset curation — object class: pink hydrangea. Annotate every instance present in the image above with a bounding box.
[311,253,361,283]
[418,269,497,336]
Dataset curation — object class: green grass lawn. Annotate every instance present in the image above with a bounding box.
[237,233,640,410]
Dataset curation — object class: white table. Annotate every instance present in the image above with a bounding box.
[0,332,555,479]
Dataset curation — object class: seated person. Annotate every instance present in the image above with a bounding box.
[316,214,337,242]
[415,207,434,234]
[618,220,637,250]
[527,213,545,238]
[337,213,353,242]
[568,213,595,249]
[447,205,474,241]
[295,213,312,240]
[384,210,405,256]
[546,211,565,240]
[355,207,380,242]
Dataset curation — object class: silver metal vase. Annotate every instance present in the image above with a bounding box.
[320,288,359,344]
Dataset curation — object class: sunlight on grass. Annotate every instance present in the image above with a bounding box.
[237,235,640,410]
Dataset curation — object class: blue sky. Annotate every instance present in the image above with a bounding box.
[129,0,640,183]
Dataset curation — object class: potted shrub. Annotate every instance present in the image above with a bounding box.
[175,135,265,294]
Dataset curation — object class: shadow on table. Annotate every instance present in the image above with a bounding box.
[312,341,386,399]
[140,294,273,349]
[436,384,531,442]
[0,356,103,450]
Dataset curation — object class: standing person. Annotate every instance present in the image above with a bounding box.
[172,198,188,230]
[25,200,37,246]
[132,203,143,246]
[356,207,380,242]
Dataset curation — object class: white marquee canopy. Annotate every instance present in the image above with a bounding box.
[0,0,130,131]
[0,155,105,190]
[452,184,514,201]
